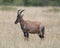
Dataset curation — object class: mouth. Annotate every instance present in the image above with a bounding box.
[15,21,17,24]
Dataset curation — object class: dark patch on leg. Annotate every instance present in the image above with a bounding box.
[26,32,29,38]
[39,35,44,39]
[24,32,27,37]
[24,32,29,38]
[24,32,29,41]
[41,26,45,39]
[39,26,45,39]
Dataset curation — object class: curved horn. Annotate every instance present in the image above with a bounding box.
[20,10,24,15]
[17,10,20,15]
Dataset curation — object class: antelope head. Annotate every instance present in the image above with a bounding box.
[15,9,24,24]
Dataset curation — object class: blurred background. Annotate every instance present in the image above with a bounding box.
[0,0,60,6]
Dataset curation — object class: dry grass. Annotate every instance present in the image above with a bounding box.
[0,6,17,11]
[0,6,60,48]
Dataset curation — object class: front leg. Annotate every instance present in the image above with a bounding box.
[24,32,29,40]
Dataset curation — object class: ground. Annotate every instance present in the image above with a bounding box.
[0,6,60,48]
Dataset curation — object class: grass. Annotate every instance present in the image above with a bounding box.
[43,7,60,13]
[0,6,17,11]
[49,7,60,12]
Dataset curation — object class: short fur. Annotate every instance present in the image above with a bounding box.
[15,10,45,39]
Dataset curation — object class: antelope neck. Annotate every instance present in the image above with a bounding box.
[19,18,25,30]
[19,18,24,25]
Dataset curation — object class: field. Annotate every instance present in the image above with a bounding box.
[0,6,60,48]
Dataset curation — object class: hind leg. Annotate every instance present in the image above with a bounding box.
[39,26,45,39]
[38,33,44,39]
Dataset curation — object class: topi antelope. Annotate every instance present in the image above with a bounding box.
[15,10,45,40]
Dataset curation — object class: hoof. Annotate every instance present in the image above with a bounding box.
[39,35,44,39]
